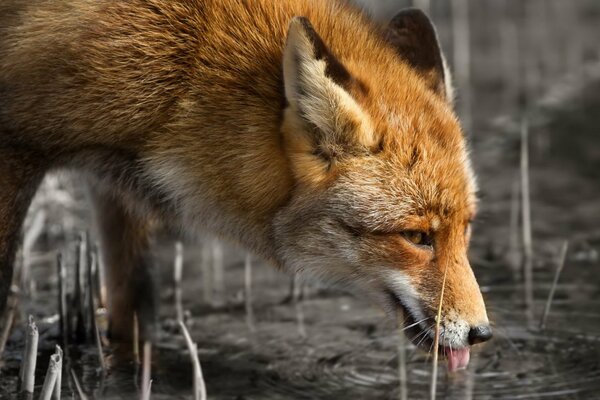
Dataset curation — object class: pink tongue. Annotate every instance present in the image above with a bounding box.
[446,347,470,372]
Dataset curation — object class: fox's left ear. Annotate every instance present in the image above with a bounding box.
[282,17,377,185]
[385,8,454,103]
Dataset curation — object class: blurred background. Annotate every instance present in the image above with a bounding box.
[1,1,600,399]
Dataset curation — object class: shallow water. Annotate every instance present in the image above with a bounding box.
[2,244,600,400]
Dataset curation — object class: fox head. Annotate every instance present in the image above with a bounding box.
[274,9,490,358]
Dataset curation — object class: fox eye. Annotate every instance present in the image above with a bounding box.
[402,231,433,247]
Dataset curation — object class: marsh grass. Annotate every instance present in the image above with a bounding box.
[540,241,569,330]
[244,253,255,332]
[0,285,18,361]
[140,341,152,400]
[174,242,184,323]
[179,320,207,400]
[397,310,407,400]
[521,117,534,327]
[19,315,38,395]
[70,368,88,400]
[430,263,449,400]
[39,352,61,400]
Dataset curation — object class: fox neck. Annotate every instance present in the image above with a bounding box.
[141,101,295,262]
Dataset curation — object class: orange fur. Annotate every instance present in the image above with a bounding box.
[1,0,489,350]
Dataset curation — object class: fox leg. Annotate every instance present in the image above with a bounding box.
[0,146,45,317]
[90,185,159,345]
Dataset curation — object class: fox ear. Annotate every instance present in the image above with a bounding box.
[385,8,454,103]
[283,17,376,183]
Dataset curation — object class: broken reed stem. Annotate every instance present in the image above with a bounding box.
[96,241,107,308]
[133,313,140,365]
[540,241,569,330]
[20,315,39,395]
[140,341,152,400]
[179,320,207,400]
[451,0,472,135]
[521,117,534,326]
[244,253,255,332]
[70,368,88,400]
[174,241,184,323]
[39,353,61,400]
[2,247,23,361]
[201,241,212,304]
[94,305,106,373]
[212,240,224,307]
[73,234,87,342]
[508,176,522,275]
[397,309,408,400]
[0,285,19,360]
[87,252,106,372]
[53,346,63,400]
[413,0,430,15]
[21,209,46,295]
[57,253,69,346]
[430,263,449,400]
[292,274,306,338]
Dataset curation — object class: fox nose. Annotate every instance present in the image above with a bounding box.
[468,325,493,345]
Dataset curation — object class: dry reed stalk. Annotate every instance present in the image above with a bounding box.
[397,309,408,400]
[201,241,212,304]
[179,320,207,400]
[133,313,140,364]
[85,252,106,372]
[94,319,106,372]
[174,241,184,323]
[430,263,449,400]
[87,253,98,342]
[0,285,19,360]
[496,0,519,113]
[21,209,46,295]
[521,117,534,326]
[53,346,63,400]
[540,241,569,330]
[70,368,88,400]
[292,274,306,338]
[20,317,38,394]
[212,240,224,307]
[20,315,39,395]
[96,242,107,308]
[82,233,94,340]
[451,0,472,135]
[508,176,522,276]
[39,353,61,400]
[244,253,255,332]
[73,234,87,341]
[413,0,430,15]
[140,341,152,400]
[57,253,69,346]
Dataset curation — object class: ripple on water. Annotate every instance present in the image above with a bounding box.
[254,300,600,399]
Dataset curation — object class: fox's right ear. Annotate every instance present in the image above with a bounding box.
[385,8,454,103]
[282,17,377,185]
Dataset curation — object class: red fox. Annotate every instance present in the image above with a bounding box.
[0,0,490,370]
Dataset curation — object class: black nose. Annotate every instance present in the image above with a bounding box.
[468,325,493,345]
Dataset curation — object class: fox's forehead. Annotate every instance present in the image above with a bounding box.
[341,154,475,214]
[334,97,477,227]
[361,76,476,215]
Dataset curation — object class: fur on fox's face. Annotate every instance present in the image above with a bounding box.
[274,13,488,351]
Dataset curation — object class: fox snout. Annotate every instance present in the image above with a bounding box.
[368,222,490,352]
